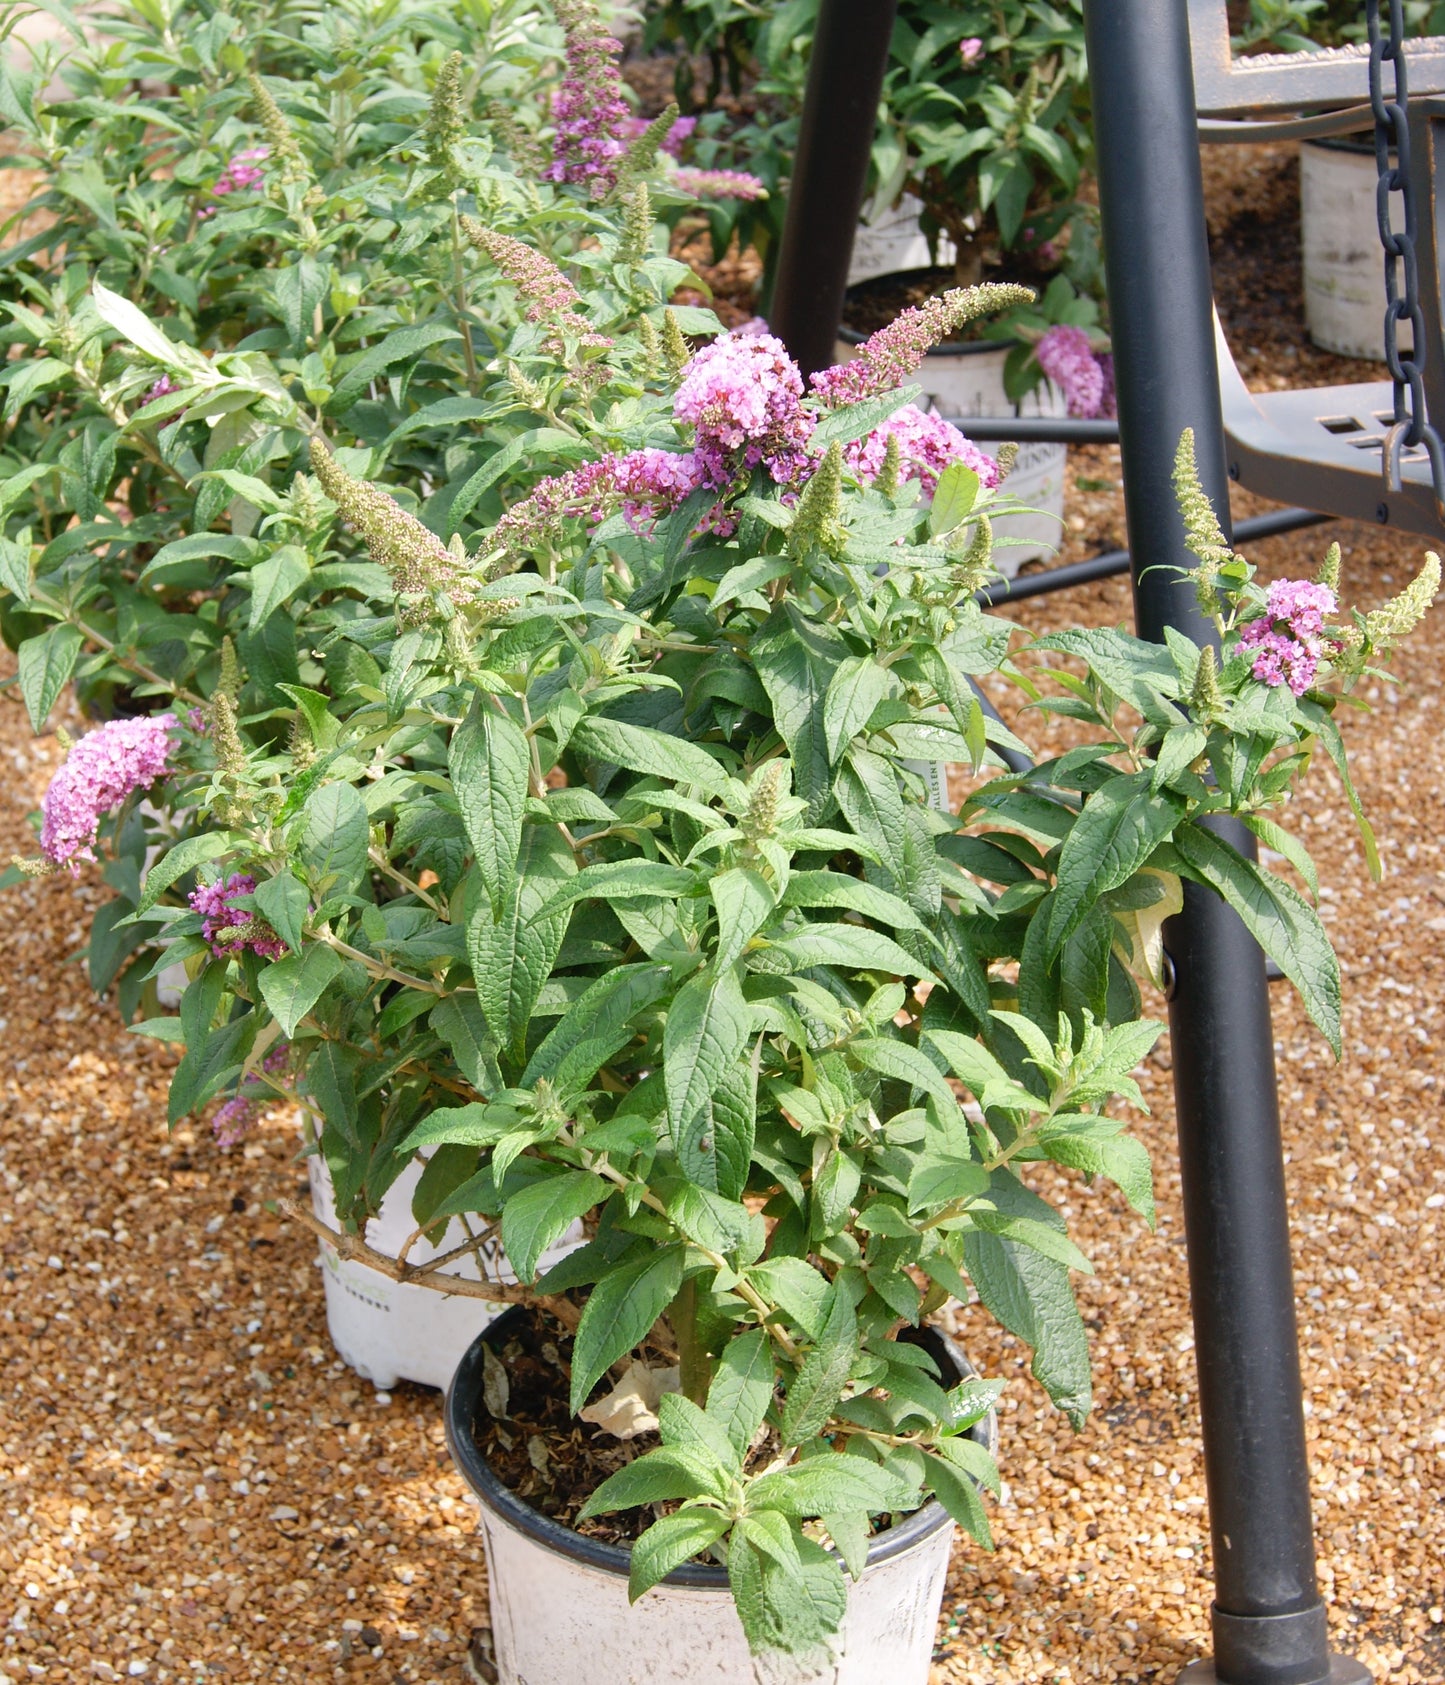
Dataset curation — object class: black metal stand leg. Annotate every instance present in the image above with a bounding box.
[767,0,900,381]
[1080,4,1369,1682]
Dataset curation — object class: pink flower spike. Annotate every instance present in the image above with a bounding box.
[188,873,288,961]
[671,167,767,202]
[545,0,629,200]
[674,331,815,484]
[40,715,177,869]
[1035,325,1107,420]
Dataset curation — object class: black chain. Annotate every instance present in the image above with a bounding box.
[1368,0,1445,502]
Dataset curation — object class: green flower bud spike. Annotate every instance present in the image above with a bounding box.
[217,636,243,705]
[637,313,661,374]
[309,438,469,600]
[1316,540,1342,594]
[424,51,468,191]
[662,309,690,375]
[949,514,995,597]
[741,760,788,841]
[616,182,653,268]
[993,441,1018,483]
[616,102,681,194]
[1172,427,1235,616]
[247,72,308,185]
[1363,550,1441,651]
[788,441,845,559]
[1189,644,1224,723]
[873,432,902,499]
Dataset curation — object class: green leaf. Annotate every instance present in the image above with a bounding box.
[258,944,343,1038]
[168,1015,253,1126]
[748,1256,831,1339]
[834,749,909,888]
[329,322,460,413]
[778,1285,858,1446]
[523,962,672,1090]
[849,1036,957,1111]
[706,1329,774,1459]
[253,872,308,955]
[1046,771,1184,956]
[92,279,190,367]
[963,1224,1091,1428]
[468,826,575,1061]
[1241,813,1319,900]
[771,923,933,981]
[127,1016,187,1044]
[300,783,370,895]
[924,1451,994,1548]
[1173,822,1341,1054]
[576,1443,722,1520]
[628,1509,730,1602]
[18,624,82,732]
[969,1211,1093,1275]
[500,1169,607,1285]
[666,968,752,1193]
[709,867,775,971]
[572,716,728,797]
[658,1392,741,1473]
[747,1455,914,1519]
[138,834,235,915]
[569,1244,686,1413]
[430,994,503,1093]
[823,656,892,763]
[450,702,530,917]
[810,384,922,447]
[1043,1129,1155,1226]
[248,545,309,631]
[929,461,982,534]
[528,860,696,926]
[781,871,925,932]
[751,605,845,820]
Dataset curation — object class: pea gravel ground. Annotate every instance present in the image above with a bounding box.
[0,142,1442,1684]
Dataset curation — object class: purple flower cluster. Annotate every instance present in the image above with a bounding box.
[496,447,708,550]
[674,331,816,484]
[544,1,629,200]
[671,167,768,202]
[198,146,268,218]
[844,404,999,497]
[1235,577,1338,696]
[212,1044,291,1148]
[1035,325,1114,420]
[40,715,177,869]
[620,113,696,157]
[189,873,288,961]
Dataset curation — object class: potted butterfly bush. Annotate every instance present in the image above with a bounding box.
[17,180,1437,1678]
[0,0,777,1386]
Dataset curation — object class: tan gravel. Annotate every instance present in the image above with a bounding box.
[1,139,1442,1685]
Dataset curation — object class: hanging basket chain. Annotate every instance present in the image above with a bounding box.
[1368,0,1445,505]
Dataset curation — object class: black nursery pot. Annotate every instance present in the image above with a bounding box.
[443,1306,998,1685]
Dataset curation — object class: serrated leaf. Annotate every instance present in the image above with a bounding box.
[925,1451,994,1548]
[523,962,672,1090]
[500,1168,607,1285]
[709,867,775,971]
[569,1244,686,1413]
[138,834,235,915]
[628,1508,730,1602]
[450,701,530,917]
[576,1442,721,1520]
[823,656,892,763]
[751,605,845,821]
[666,968,751,1193]
[963,1224,1091,1428]
[771,923,932,981]
[253,871,308,955]
[572,715,727,797]
[18,624,83,732]
[706,1328,774,1459]
[1046,771,1184,957]
[778,1285,857,1446]
[248,544,309,631]
[849,1036,957,1110]
[747,1455,914,1519]
[1173,821,1341,1054]
[300,783,370,896]
[258,943,343,1037]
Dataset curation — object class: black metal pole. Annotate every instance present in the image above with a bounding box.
[1081,4,1370,1683]
[768,0,900,381]
[974,508,1330,609]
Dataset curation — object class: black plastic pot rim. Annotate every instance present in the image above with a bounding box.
[444,1307,986,1591]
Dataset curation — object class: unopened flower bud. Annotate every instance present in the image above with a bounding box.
[1315,540,1342,594]
[1363,551,1440,649]
[662,308,690,374]
[1189,644,1224,722]
[788,440,845,559]
[742,760,788,840]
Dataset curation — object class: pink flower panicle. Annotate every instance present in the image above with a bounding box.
[463,222,611,352]
[671,167,767,202]
[189,873,288,961]
[1036,325,1108,420]
[673,332,815,484]
[40,715,178,869]
[544,0,629,200]
[845,404,999,497]
[199,146,269,218]
[211,1043,290,1149]
[1235,577,1338,696]
[809,283,1032,407]
[495,447,708,551]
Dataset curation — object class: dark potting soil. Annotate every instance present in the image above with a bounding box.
[473,1306,672,1549]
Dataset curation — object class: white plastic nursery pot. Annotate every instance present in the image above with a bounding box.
[1301,138,1401,363]
[308,1152,581,1392]
[847,196,956,288]
[836,308,1067,576]
[445,1310,998,1685]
